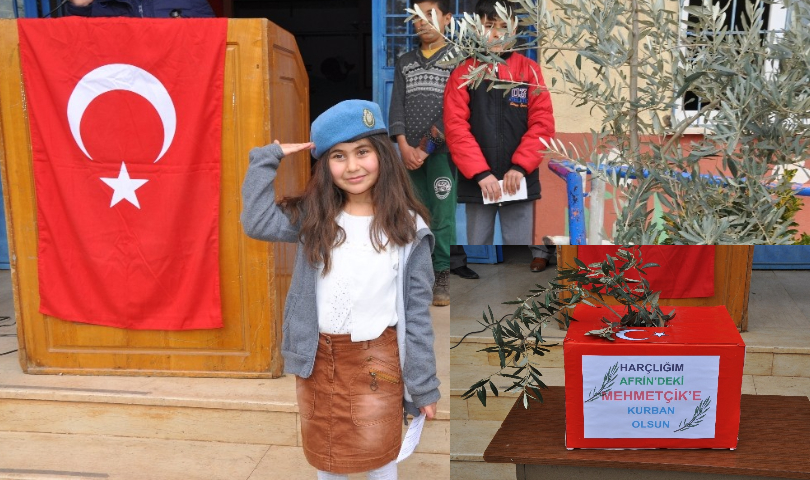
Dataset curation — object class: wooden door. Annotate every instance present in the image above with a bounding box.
[0,19,310,377]
[558,246,754,331]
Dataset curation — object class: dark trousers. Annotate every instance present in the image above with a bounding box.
[449,245,467,270]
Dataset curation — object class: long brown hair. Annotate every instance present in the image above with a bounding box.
[280,134,430,274]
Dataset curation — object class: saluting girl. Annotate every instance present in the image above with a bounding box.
[241,99,440,479]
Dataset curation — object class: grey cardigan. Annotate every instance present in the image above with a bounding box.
[240,144,441,414]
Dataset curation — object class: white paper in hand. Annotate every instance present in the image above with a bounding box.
[482,177,528,204]
[396,413,426,463]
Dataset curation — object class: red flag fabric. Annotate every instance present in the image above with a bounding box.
[18,18,227,329]
[574,246,715,299]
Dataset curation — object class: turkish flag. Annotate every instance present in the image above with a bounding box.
[574,246,715,299]
[18,18,227,329]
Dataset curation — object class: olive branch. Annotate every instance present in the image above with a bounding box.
[585,362,619,403]
[674,397,712,432]
[461,246,675,409]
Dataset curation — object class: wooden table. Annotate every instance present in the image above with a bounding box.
[484,386,810,479]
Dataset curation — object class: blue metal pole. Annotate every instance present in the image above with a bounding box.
[548,159,588,244]
[793,185,810,197]
[566,171,586,245]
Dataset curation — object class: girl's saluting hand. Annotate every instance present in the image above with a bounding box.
[273,140,315,157]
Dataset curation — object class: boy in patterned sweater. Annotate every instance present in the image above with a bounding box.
[389,0,457,306]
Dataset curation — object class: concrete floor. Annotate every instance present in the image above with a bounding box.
[746,270,810,348]
[450,246,561,342]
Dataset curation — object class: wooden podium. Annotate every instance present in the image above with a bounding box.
[0,19,309,378]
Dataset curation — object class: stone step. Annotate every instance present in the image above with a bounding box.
[0,357,449,454]
[450,419,514,480]
[0,397,450,455]
[740,345,810,378]
[452,361,563,426]
[0,300,451,454]
[0,431,449,480]
[450,461,515,480]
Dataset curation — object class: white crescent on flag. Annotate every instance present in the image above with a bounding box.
[66,63,176,163]
[615,329,650,341]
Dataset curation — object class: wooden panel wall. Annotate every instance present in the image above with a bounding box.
[557,246,754,331]
[0,19,309,377]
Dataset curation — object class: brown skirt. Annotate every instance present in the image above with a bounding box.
[296,327,403,474]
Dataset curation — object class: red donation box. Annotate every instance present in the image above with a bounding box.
[564,305,745,449]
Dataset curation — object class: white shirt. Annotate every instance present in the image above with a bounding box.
[316,212,399,341]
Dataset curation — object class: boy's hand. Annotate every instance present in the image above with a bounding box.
[273,140,314,157]
[414,147,429,164]
[419,402,437,420]
[479,174,502,202]
[503,169,524,196]
[400,144,424,170]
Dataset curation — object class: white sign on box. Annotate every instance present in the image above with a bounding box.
[582,355,720,439]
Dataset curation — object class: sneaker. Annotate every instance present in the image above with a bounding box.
[432,269,450,306]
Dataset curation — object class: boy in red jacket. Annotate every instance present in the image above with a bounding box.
[444,0,555,245]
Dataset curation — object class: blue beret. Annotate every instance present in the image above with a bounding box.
[311,100,388,158]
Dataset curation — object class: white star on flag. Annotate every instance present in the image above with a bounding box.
[100,162,148,208]
[653,332,667,337]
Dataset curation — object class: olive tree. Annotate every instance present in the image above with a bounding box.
[410,0,810,244]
